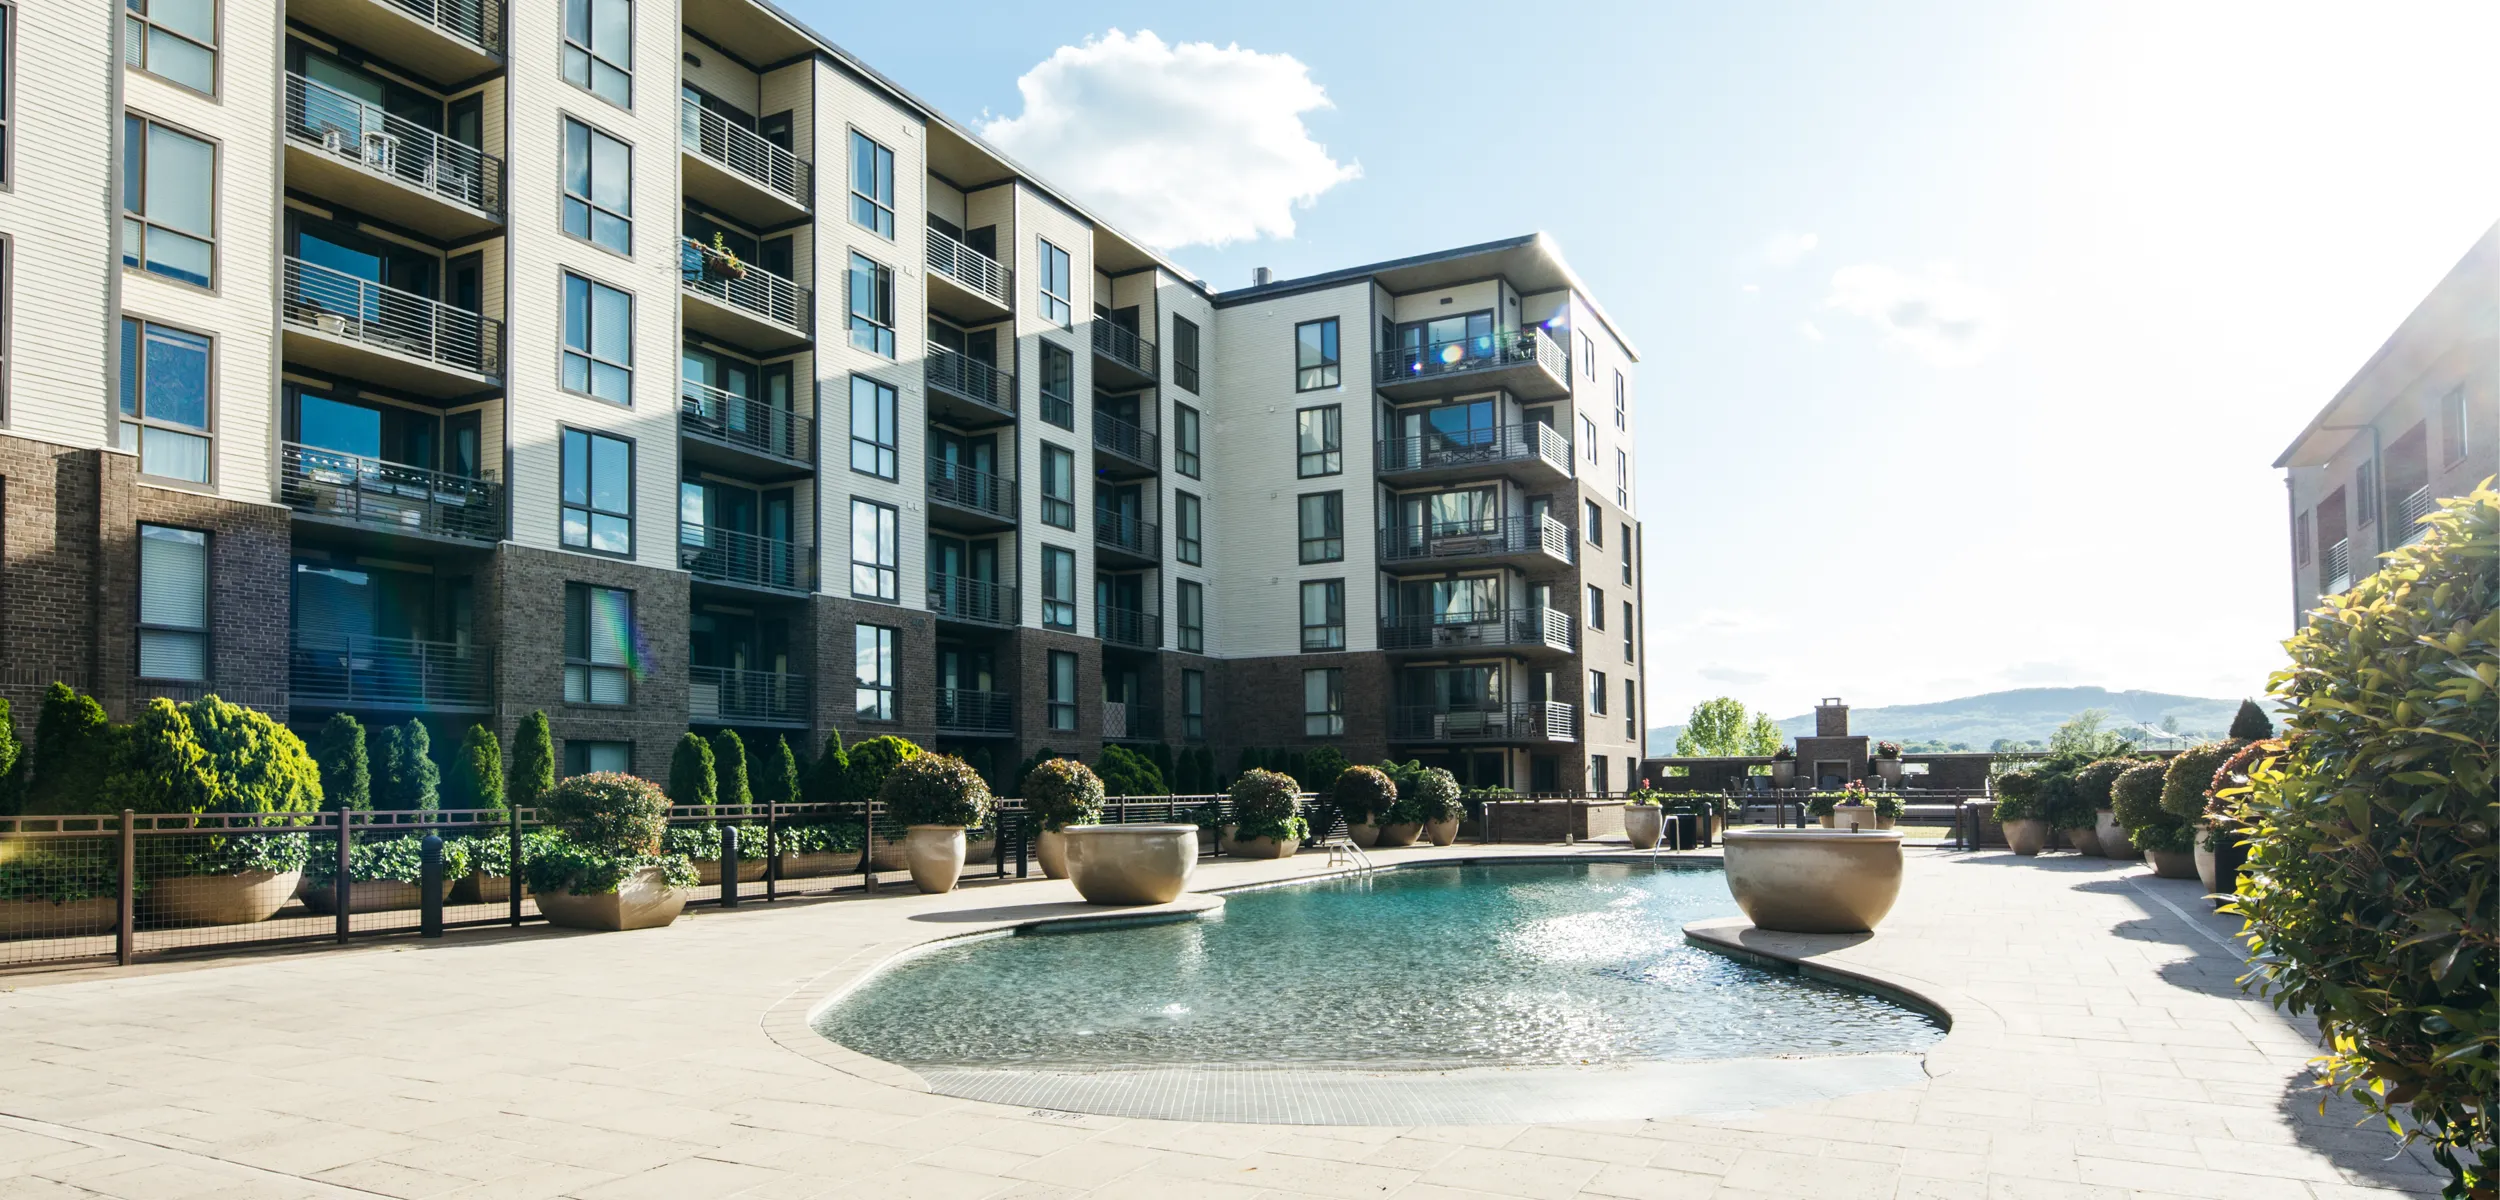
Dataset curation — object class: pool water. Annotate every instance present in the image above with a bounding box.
[816,862,1941,1072]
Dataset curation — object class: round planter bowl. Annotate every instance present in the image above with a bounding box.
[148,870,302,927]
[1063,824,1198,905]
[694,858,770,887]
[904,825,968,894]
[1376,822,1423,847]
[302,877,452,914]
[1223,834,1299,860]
[1035,827,1071,880]
[1425,817,1460,846]
[454,872,527,904]
[537,864,688,932]
[2095,811,2143,861]
[2144,847,2198,880]
[2003,818,2049,856]
[1831,807,1879,832]
[1722,829,1904,934]
[773,850,855,880]
[2066,825,2104,856]
[869,839,910,873]
[0,895,118,938]
[1624,805,1664,849]
[1347,821,1382,848]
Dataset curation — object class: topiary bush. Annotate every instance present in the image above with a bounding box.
[1332,765,1397,825]
[2111,762,2189,854]
[2073,757,2133,813]
[845,735,922,807]
[1021,758,1104,831]
[880,754,993,828]
[2035,758,2099,831]
[509,711,556,812]
[373,719,440,813]
[710,730,750,808]
[2227,481,2495,1197]
[0,697,18,803]
[104,698,211,813]
[667,732,716,807]
[1396,767,1464,824]
[313,714,370,813]
[806,728,850,807]
[1227,768,1305,842]
[758,735,800,808]
[1992,770,2043,822]
[538,773,669,857]
[2159,740,2237,822]
[20,683,115,815]
[1094,744,1166,797]
[444,724,505,817]
[160,696,323,877]
[1300,745,1350,794]
[2226,697,2274,741]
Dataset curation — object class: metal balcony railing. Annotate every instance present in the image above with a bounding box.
[1377,423,1574,476]
[291,633,491,712]
[2395,485,2436,544]
[679,238,810,332]
[925,227,1011,306]
[1097,606,1161,649]
[936,688,1014,735]
[680,524,804,591]
[2322,538,2351,594]
[1102,701,1162,741]
[1094,508,1159,559]
[1378,514,1575,565]
[680,380,811,463]
[927,576,1017,626]
[679,97,810,208]
[1091,321,1158,380]
[280,442,501,542]
[926,456,1016,522]
[285,73,504,215]
[375,0,503,54]
[1376,327,1570,388]
[1093,411,1160,467]
[1389,702,1578,742]
[925,344,1016,414]
[688,665,807,726]
[1379,608,1577,653]
[284,256,502,377]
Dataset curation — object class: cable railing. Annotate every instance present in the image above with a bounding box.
[1379,608,1576,653]
[680,380,811,463]
[280,442,501,542]
[926,576,1017,626]
[925,227,1011,306]
[1390,701,1578,742]
[680,524,804,591]
[284,256,501,377]
[375,0,503,54]
[679,97,810,208]
[925,456,1016,521]
[1094,508,1160,559]
[1378,514,1575,565]
[925,343,1016,414]
[679,238,809,332]
[291,633,492,712]
[935,688,1014,735]
[1091,321,1159,380]
[2395,485,2436,543]
[1377,423,1574,476]
[285,72,503,216]
[1097,605,1161,649]
[688,666,807,726]
[1093,411,1160,467]
[1376,327,1569,389]
[1102,701,1162,741]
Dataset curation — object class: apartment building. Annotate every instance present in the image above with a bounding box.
[0,0,1646,794]
[2275,222,2495,626]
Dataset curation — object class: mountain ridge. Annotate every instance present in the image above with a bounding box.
[1646,686,2249,756]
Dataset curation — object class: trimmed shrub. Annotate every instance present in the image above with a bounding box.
[165,696,322,876]
[313,714,371,813]
[0,697,17,794]
[1234,747,1264,778]
[2111,763,2189,853]
[443,724,505,816]
[2226,698,2274,741]
[373,719,439,812]
[1992,770,2043,822]
[305,834,472,887]
[667,732,716,807]
[2207,738,2284,822]
[103,699,212,813]
[2073,757,2133,812]
[806,728,851,807]
[1331,766,1397,825]
[1396,767,1464,824]
[1094,744,1166,797]
[881,754,993,828]
[710,730,750,808]
[2159,740,2236,822]
[1022,758,1105,831]
[845,736,922,806]
[538,773,669,856]
[22,683,114,815]
[1227,768,1305,842]
[1301,745,1350,794]
[758,735,801,808]
[2036,759,2099,831]
[509,711,556,811]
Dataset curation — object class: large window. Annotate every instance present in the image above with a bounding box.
[1040,444,1075,528]
[1041,546,1076,629]
[1175,492,1202,565]
[1300,579,1344,651]
[1048,650,1077,731]
[1173,403,1201,477]
[1172,316,1200,393]
[847,253,895,357]
[1296,405,1341,477]
[136,524,208,681]
[562,272,634,404]
[560,428,633,554]
[0,8,11,184]
[561,119,633,254]
[1183,669,1205,740]
[1178,580,1204,652]
[848,130,894,238]
[1039,342,1074,428]
[1303,668,1344,736]
[564,740,631,775]
[1297,492,1342,563]
[118,318,212,483]
[849,375,896,479]
[2442,385,2470,466]
[1581,414,1598,464]
[1587,585,1605,629]
[125,0,215,95]
[562,0,633,108]
[1590,669,1608,715]
[563,583,633,704]
[1585,501,1602,545]
[1037,238,1072,327]
[854,624,895,720]
[1295,318,1339,390]
[121,116,214,287]
[850,499,898,601]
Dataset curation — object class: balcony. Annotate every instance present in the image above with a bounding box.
[1379,514,1575,572]
[927,576,1017,628]
[925,228,1012,321]
[1380,609,1576,658]
[680,380,812,477]
[1102,701,1162,742]
[2322,538,2351,595]
[2395,485,2436,544]
[284,73,503,238]
[286,0,502,83]
[925,457,1017,532]
[679,97,811,226]
[1091,322,1159,390]
[1094,508,1160,568]
[1389,702,1579,744]
[1092,412,1160,478]
[680,238,810,348]
[282,257,501,398]
[1097,606,1161,651]
[924,344,1017,426]
[280,443,502,545]
[688,666,807,728]
[1375,328,1571,402]
[291,633,492,714]
[681,525,805,593]
[1377,423,1574,487]
[936,688,1014,736]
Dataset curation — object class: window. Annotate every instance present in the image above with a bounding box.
[1178,580,1204,652]
[564,740,631,776]
[124,0,215,94]
[2442,386,2469,466]
[1581,414,1598,464]
[1183,669,1205,739]
[2294,510,2311,565]
[1037,238,1072,327]
[121,116,214,287]
[847,253,895,357]
[854,624,896,720]
[1625,680,1638,739]
[1621,525,1634,585]
[1172,316,1201,393]
[1175,492,1202,565]
[563,583,634,704]
[2354,460,2377,527]
[1174,403,1201,477]
[1616,449,1630,507]
[1585,501,1602,545]
[136,524,208,680]
[1592,756,1609,794]
[849,375,896,478]
[562,0,632,107]
[1582,331,1596,378]
[561,119,632,253]
[560,428,633,554]
[1300,579,1344,651]
[1613,370,1627,429]
[1040,444,1075,528]
[1297,405,1341,477]
[1298,492,1342,563]
[1303,668,1344,736]
[0,7,11,184]
[1041,546,1076,629]
[1048,650,1078,731]
[850,498,898,601]
[848,130,894,238]
[1588,585,1605,629]
[1039,342,1074,428]
[561,272,633,404]
[1623,602,1635,661]
[1295,318,1339,390]
[118,318,212,482]
[1591,669,1608,715]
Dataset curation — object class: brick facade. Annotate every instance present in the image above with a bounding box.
[810,594,937,758]
[483,543,690,783]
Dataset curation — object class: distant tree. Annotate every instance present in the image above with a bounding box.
[2227,699,2274,741]
[709,730,750,808]
[510,711,556,810]
[1739,712,1786,756]
[2160,715,2180,735]
[667,732,717,806]
[2047,709,2133,759]
[1674,697,1753,757]
[312,714,370,813]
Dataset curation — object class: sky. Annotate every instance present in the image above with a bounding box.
[781,0,2500,726]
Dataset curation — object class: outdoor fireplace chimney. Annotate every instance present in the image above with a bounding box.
[1815,697,1850,737]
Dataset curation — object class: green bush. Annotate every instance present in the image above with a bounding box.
[1396,767,1464,824]
[538,773,669,856]
[1301,745,1350,793]
[1331,766,1397,824]
[523,840,698,896]
[710,730,750,808]
[0,844,123,904]
[2111,763,2189,853]
[21,683,115,815]
[162,696,323,876]
[103,699,212,813]
[2159,741,2236,822]
[2036,762,2099,831]
[806,728,850,806]
[304,834,472,886]
[2228,481,2495,1196]
[1021,758,1104,831]
[2227,698,2274,741]
[1992,770,2043,822]
[664,822,769,861]
[2207,739,2283,823]
[757,735,801,808]
[1227,768,1305,842]
[458,829,560,879]
[667,732,716,807]
[313,714,370,813]
[783,821,864,855]
[1094,744,1166,796]
[845,736,922,806]
[444,724,505,816]
[880,753,992,827]
[510,711,556,811]
[2074,757,2133,813]
[373,719,439,812]
[0,697,19,802]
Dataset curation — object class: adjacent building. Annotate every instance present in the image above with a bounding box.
[0,0,1645,794]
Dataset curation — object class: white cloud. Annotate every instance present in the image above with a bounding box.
[978,30,1360,250]
[1798,320,1825,342]
[1761,231,1819,267]
[1697,665,1773,686]
[1824,263,2007,367]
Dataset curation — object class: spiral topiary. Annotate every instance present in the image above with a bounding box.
[880,753,993,828]
[1331,765,1397,825]
[1021,757,1104,831]
[1227,768,1304,842]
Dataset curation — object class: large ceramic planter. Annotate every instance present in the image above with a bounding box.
[694,858,769,887]
[1771,763,1795,786]
[1831,807,1878,832]
[536,864,687,932]
[1425,817,1460,846]
[454,873,525,904]
[774,851,853,879]
[0,896,118,937]
[1223,833,1299,859]
[2095,811,2142,861]
[1874,813,1897,830]
[2195,831,2246,903]
[1876,760,1903,783]
[149,870,302,926]
[302,878,451,914]
[1035,827,1072,880]
[1347,821,1382,848]
[2194,837,2220,892]
[2004,818,2049,856]
[1624,805,1664,849]
[904,825,967,894]
[2145,847,2198,880]
[1376,822,1422,847]
[1722,829,1904,934]
[2065,825,2104,856]
[869,838,909,872]
[1064,824,1198,905]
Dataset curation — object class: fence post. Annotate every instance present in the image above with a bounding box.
[335,811,354,943]
[117,810,136,967]
[720,823,740,908]
[419,833,443,938]
[508,802,523,926]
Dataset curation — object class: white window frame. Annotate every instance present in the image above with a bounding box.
[850,498,898,601]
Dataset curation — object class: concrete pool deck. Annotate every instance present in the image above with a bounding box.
[0,843,2452,1199]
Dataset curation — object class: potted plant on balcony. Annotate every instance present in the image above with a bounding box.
[2076,757,2141,860]
[1623,786,1665,849]
[2039,762,2101,854]
[2113,762,2197,878]
[1770,745,1796,786]
[525,773,697,931]
[2156,740,2236,886]
[702,232,748,281]
[1332,765,1397,848]
[1992,769,2050,855]
[1410,767,1466,845]
[1022,756,1105,880]
[1223,769,1305,859]
[881,753,994,894]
